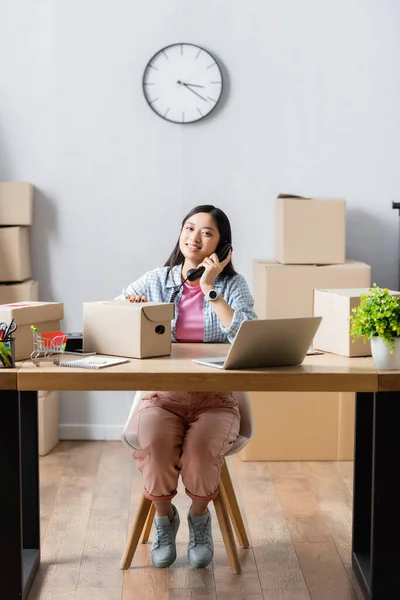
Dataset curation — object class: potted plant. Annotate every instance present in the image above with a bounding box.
[350,283,400,369]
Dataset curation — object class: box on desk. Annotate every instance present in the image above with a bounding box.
[0,280,38,304]
[0,301,64,360]
[0,227,31,282]
[83,300,175,358]
[240,391,355,461]
[313,288,400,357]
[0,182,33,226]
[276,194,346,264]
[253,259,371,318]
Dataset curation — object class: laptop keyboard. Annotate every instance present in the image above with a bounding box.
[213,360,226,366]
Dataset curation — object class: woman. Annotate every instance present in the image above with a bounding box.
[116,205,257,569]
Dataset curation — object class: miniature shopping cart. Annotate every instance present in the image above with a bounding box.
[30,326,68,366]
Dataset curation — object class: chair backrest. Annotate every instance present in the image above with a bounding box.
[121,390,253,454]
[234,391,253,440]
[121,391,146,450]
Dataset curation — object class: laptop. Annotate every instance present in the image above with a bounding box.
[192,316,323,370]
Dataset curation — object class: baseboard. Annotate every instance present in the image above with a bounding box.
[59,424,123,441]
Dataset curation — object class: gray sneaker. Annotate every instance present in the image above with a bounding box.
[150,505,180,568]
[187,510,214,568]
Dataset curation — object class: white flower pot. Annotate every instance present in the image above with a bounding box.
[370,337,400,370]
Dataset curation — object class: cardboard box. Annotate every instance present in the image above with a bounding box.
[0,280,38,304]
[276,194,346,264]
[250,261,368,460]
[0,301,64,360]
[240,391,355,461]
[253,260,371,318]
[313,288,400,357]
[38,390,59,456]
[0,182,33,226]
[83,300,175,358]
[0,227,31,282]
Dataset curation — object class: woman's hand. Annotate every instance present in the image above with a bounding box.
[199,250,232,293]
[126,294,148,303]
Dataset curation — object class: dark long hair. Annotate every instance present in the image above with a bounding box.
[164,205,237,281]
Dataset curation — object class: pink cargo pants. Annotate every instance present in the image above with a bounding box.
[132,391,240,503]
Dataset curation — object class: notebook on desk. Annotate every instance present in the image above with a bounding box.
[192,317,322,370]
[57,355,129,369]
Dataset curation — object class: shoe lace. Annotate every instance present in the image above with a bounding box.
[190,522,208,546]
[155,522,173,547]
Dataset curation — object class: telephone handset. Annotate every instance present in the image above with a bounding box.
[186,242,233,282]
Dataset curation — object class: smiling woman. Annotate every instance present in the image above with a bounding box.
[142,43,224,124]
[114,204,257,570]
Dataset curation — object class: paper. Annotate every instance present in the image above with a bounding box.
[306,347,324,355]
[58,355,129,369]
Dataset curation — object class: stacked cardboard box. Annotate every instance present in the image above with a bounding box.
[241,194,371,461]
[0,183,59,455]
[0,183,39,302]
[38,390,60,456]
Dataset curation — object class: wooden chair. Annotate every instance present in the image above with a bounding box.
[120,391,253,573]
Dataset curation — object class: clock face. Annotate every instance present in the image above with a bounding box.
[142,43,223,124]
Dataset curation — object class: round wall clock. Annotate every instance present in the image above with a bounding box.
[142,43,223,124]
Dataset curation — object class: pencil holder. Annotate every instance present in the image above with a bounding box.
[0,337,15,368]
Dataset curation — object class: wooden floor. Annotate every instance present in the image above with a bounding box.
[28,441,363,600]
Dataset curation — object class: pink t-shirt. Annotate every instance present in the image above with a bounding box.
[175,282,204,342]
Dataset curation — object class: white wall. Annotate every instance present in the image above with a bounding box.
[1,0,400,438]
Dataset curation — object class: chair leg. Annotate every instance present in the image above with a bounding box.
[220,460,250,548]
[141,502,156,543]
[213,482,241,574]
[120,495,152,569]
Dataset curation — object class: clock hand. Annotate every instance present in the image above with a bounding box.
[177,81,207,102]
[183,84,207,101]
[179,82,205,88]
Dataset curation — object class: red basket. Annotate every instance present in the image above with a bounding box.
[39,331,67,349]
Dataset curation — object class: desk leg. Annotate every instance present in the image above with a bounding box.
[0,389,24,599]
[0,390,40,600]
[20,391,41,598]
[352,392,374,599]
[352,391,400,599]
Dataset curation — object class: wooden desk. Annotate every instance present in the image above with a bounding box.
[2,346,395,600]
[0,367,17,391]
[17,343,378,392]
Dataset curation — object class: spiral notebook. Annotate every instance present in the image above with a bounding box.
[58,355,129,369]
